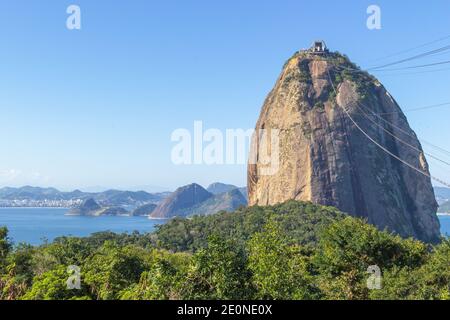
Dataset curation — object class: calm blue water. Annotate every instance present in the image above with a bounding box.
[0,208,166,245]
[440,215,450,237]
[0,208,449,246]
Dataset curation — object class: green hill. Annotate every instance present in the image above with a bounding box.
[154,200,346,252]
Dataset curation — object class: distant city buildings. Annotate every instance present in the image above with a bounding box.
[0,199,83,208]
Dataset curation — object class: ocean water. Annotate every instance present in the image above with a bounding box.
[0,208,449,246]
[0,208,166,245]
[440,215,450,237]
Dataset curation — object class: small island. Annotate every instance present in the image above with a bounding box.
[66,198,129,216]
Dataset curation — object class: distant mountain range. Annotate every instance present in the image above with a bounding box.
[1,183,247,217]
[439,201,450,214]
[150,183,213,218]
[1,184,447,217]
[0,186,169,208]
[150,183,247,218]
[434,187,450,205]
[434,187,450,213]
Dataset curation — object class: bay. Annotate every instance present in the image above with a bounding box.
[0,208,449,246]
[0,207,166,245]
[439,215,450,237]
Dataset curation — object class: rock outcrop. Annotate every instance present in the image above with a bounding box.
[248,46,441,243]
[66,198,101,215]
[150,183,213,218]
[94,207,129,216]
[207,183,239,195]
[184,188,247,216]
[66,198,129,216]
[150,183,248,218]
[132,203,157,216]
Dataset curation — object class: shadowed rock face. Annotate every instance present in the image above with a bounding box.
[131,203,157,216]
[66,198,101,215]
[183,188,248,216]
[248,50,440,243]
[207,183,239,195]
[150,183,213,218]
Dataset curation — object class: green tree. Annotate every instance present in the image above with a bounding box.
[45,237,93,266]
[119,251,191,300]
[0,229,32,300]
[181,235,254,299]
[83,242,147,300]
[155,201,345,252]
[0,227,12,272]
[1,200,448,301]
[0,244,36,300]
[247,218,317,299]
[313,217,428,300]
[121,260,179,300]
[369,239,450,300]
[413,238,450,299]
[22,265,90,300]
[0,264,29,300]
[7,244,35,284]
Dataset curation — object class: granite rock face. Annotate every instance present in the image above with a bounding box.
[248,49,440,243]
[131,203,157,216]
[150,183,213,218]
[66,198,101,215]
[183,188,247,216]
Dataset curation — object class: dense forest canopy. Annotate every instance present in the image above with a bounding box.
[0,201,449,300]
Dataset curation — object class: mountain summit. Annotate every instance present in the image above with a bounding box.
[248,43,440,243]
[150,183,213,218]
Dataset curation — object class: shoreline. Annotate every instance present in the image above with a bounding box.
[1,206,449,218]
[148,216,170,220]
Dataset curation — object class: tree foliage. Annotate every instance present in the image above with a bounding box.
[0,201,448,300]
[313,217,428,299]
[180,235,254,299]
[0,227,11,271]
[248,218,318,299]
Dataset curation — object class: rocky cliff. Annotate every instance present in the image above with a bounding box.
[248,47,441,243]
[150,183,213,218]
[132,203,157,216]
[66,198,129,216]
[207,182,240,195]
[66,198,101,215]
[150,183,248,218]
[183,188,247,216]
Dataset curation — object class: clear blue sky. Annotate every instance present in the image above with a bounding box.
[0,0,449,191]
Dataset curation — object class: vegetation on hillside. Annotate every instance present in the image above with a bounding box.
[0,201,448,300]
